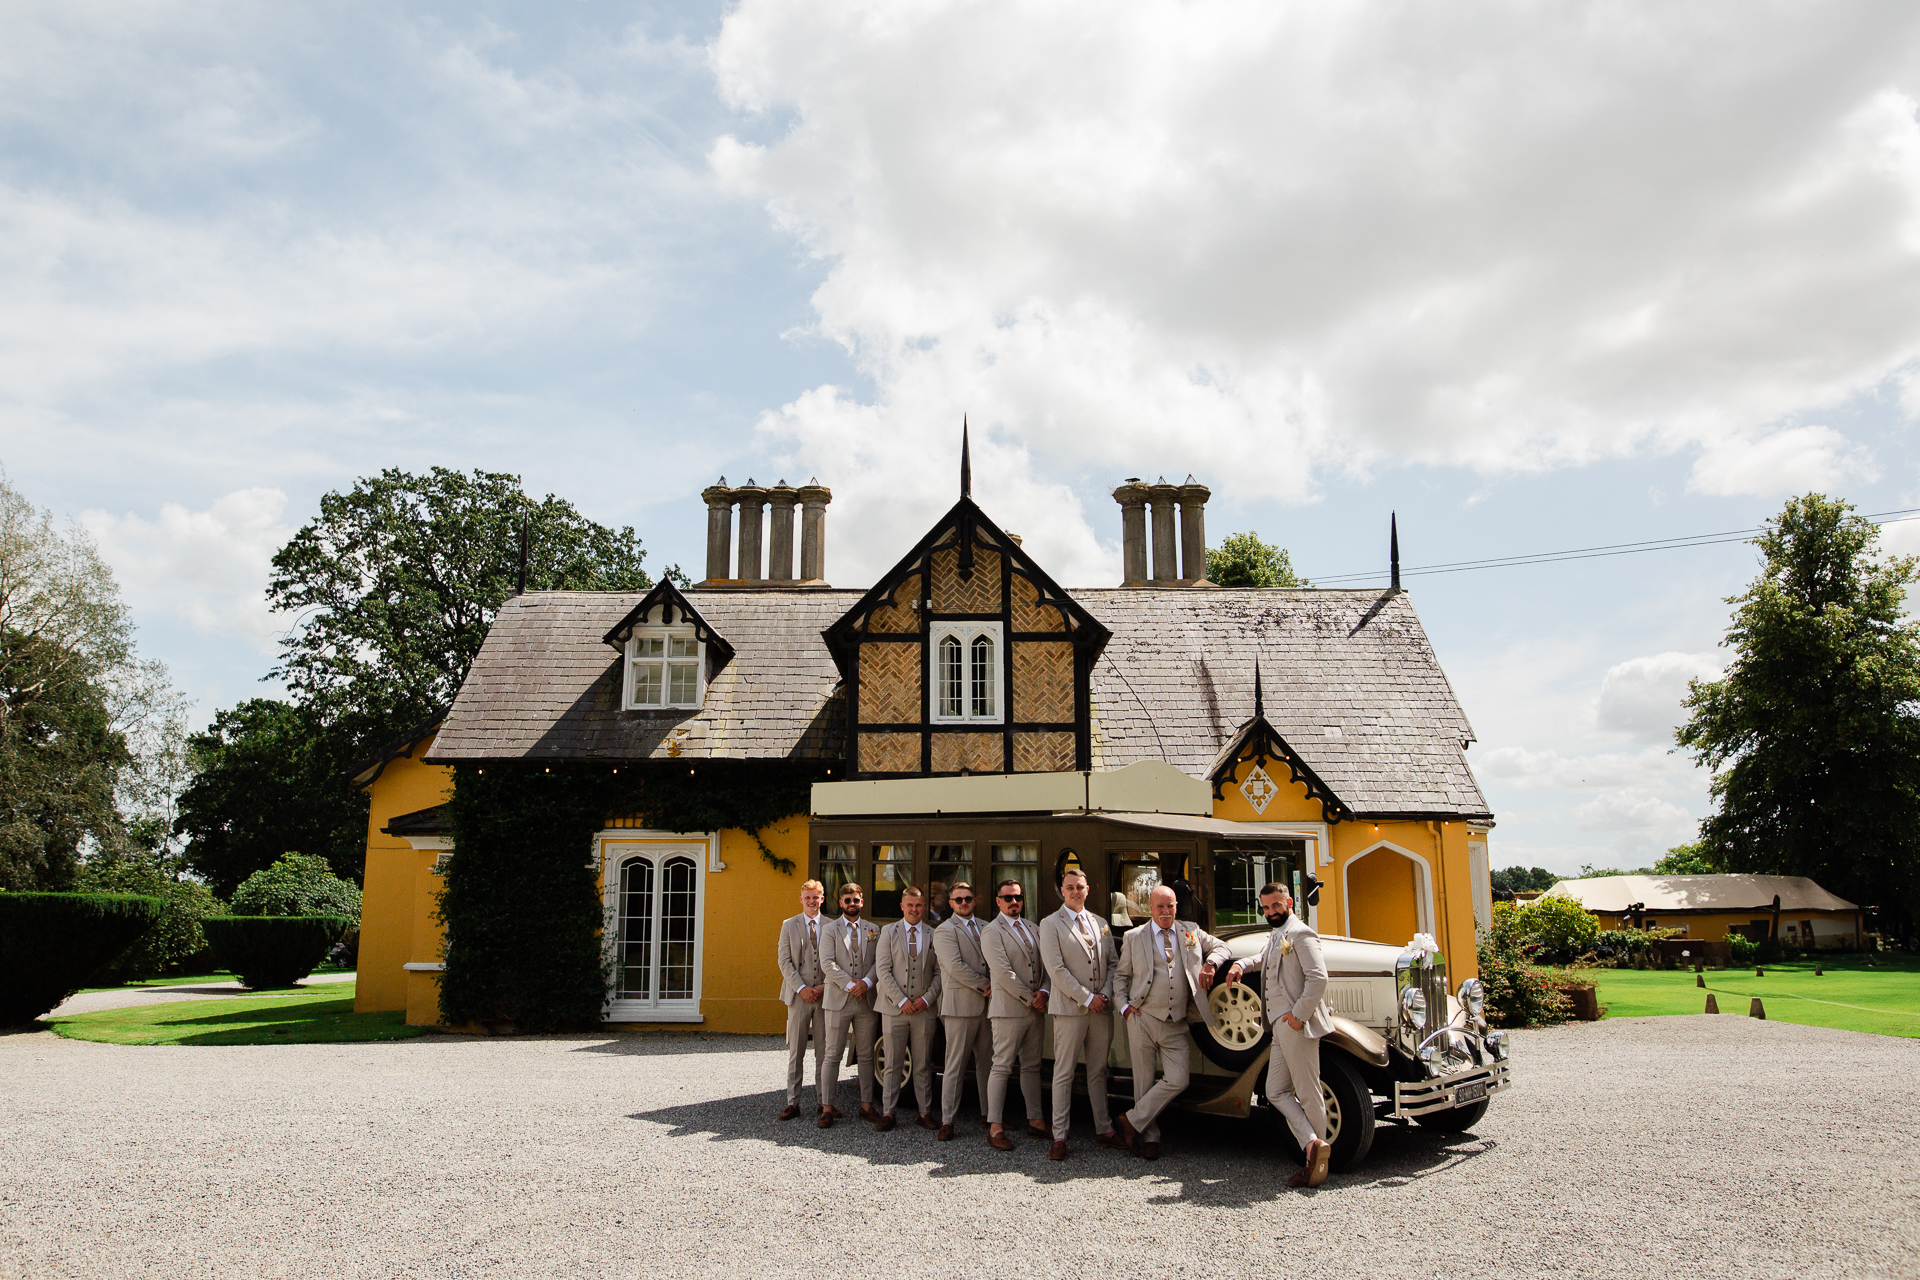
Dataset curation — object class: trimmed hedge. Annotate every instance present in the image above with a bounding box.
[0,893,164,1025]
[203,915,352,989]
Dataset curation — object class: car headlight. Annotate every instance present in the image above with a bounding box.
[1400,985,1427,1032]
[1457,977,1486,1020]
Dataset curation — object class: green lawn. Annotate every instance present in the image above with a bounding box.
[79,968,355,993]
[47,982,429,1046]
[1574,954,1920,1038]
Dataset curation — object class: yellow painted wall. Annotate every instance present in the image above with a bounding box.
[1591,909,1858,944]
[355,739,453,1016]
[1346,848,1418,945]
[1211,753,1481,979]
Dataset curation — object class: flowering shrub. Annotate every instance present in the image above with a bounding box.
[1511,892,1600,963]
[1478,902,1572,1028]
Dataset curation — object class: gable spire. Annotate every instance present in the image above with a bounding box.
[1254,658,1264,720]
[960,416,972,499]
[1390,511,1401,591]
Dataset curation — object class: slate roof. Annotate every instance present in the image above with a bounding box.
[1079,589,1488,818]
[426,589,857,763]
[428,583,1490,819]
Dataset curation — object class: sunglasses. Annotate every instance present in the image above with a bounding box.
[950,895,974,903]
[998,893,1023,901]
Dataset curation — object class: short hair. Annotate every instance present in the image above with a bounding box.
[949,881,975,896]
[801,879,825,894]
[1060,868,1089,886]
[840,882,864,897]
[1259,882,1291,900]
[900,885,925,901]
[996,879,1025,895]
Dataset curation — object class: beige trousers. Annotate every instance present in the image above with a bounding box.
[1123,1012,1191,1143]
[1048,1010,1115,1138]
[822,1006,879,1111]
[784,999,827,1108]
[1267,1022,1329,1147]
[939,1014,994,1124]
[987,1010,1044,1125]
[880,1009,938,1117]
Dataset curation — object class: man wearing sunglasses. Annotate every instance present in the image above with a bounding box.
[931,881,995,1139]
[980,879,1049,1150]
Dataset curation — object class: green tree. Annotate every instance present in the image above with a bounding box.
[267,467,660,727]
[230,853,362,923]
[0,631,127,889]
[1677,494,1920,939]
[1491,866,1558,894]
[173,700,368,896]
[76,850,225,981]
[1653,842,1717,875]
[1205,531,1309,588]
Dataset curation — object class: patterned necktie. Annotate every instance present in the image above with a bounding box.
[908,924,918,961]
[1160,926,1174,979]
[969,919,980,946]
[1077,913,1097,964]
[808,918,817,951]
[1019,920,1035,955]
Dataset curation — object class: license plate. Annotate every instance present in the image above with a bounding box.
[1454,1081,1487,1104]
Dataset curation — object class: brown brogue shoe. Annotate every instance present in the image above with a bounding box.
[776,1104,800,1122]
[859,1103,883,1124]
[916,1112,939,1131]
[936,1123,955,1141]
[1094,1129,1124,1149]
[987,1130,1015,1151]
[1142,1142,1161,1161]
[1116,1113,1144,1157]
[874,1113,897,1132]
[1049,1139,1068,1161]
[817,1109,834,1129]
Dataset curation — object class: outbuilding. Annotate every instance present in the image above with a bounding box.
[1545,873,1862,949]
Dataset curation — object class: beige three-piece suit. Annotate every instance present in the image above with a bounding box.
[1038,904,1118,1139]
[1114,919,1233,1143]
[979,912,1049,1125]
[820,914,882,1113]
[1239,913,1334,1147]
[874,917,942,1118]
[931,912,996,1125]
[774,911,828,1109]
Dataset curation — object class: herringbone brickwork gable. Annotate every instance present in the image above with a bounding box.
[859,644,921,723]
[1012,574,1066,632]
[930,546,1001,614]
[931,732,1001,774]
[1013,732,1075,773]
[1012,642,1075,723]
[859,732,921,774]
[866,574,921,633]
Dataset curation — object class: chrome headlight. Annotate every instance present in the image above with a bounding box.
[1400,985,1428,1033]
[1457,977,1486,1021]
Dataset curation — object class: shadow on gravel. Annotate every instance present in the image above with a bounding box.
[627,1083,1493,1201]
[570,1033,784,1056]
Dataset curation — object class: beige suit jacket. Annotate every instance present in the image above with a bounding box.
[820,915,880,1013]
[1238,916,1334,1037]
[980,912,1049,1018]
[876,919,942,1015]
[932,914,992,1018]
[1038,905,1116,1016]
[1114,920,1233,1032]
[775,912,827,1006]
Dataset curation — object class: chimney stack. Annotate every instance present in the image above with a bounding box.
[797,480,832,583]
[701,480,734,583]
[1178,477,1210,583]
[1113,481,1149,585]
[733,481,768,581]
[1147,480,1180,583]
[767,482,797,581]
[1114,473,1213,587]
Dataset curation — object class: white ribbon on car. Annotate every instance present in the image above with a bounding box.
[1406,932,1440,959]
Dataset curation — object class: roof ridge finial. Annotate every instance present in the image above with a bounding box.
[1390,512,1401,592]
[961,415,972,499]
[1254,657,1264,720]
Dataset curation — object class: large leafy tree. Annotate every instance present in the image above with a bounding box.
[1677,494,1920,939]
[1206,530,1310,588]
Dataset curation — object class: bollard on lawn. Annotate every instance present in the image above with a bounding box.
[1815,964,1824,976]
[1755,967,1764,977]
[1696,974,1705,988]
[1705,993,1719,1014]
[1750,997,1766,1020]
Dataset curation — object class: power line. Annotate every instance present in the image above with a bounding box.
[1306,508,1920,586]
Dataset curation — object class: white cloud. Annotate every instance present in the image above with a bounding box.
[1594,651,1723,743]
[82,489,292,652]
[1474,744,1695,795]
[1573,788,1697,836]
[712,0,1920,545]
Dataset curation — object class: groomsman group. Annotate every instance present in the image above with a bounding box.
[775,865,1336,1188]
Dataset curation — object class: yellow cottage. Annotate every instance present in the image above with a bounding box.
[354,456,1496,1031]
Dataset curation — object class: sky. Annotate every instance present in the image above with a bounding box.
[6,0,1920,876]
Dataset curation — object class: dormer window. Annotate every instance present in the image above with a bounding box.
[626,629,704,710]
[931,622,1001,724]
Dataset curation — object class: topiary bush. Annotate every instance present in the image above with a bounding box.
[202,915,351,989]
[0,892,164,1024]
[231,853,361,923]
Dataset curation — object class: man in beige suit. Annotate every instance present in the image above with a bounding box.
[874,885,942,1131]
[980,879,1049,1150]
[1238,882,1335,1187]
[931,881,994,1140]
[1038,868,1123,1160]
[1113,884,1234,1159]
[774,880,830,1122]
[819,883,882,1129]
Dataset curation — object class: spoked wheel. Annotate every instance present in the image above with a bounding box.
[1198,979,1272,1071]
[872,1032,908,1078]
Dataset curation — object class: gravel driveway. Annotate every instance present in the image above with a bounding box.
[2,1015,1913,1279]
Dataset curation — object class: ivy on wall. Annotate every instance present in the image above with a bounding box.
[438,760,826,1031]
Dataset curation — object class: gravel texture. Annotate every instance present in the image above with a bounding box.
[49,973,358,1019]
[2,1015,1914,1279]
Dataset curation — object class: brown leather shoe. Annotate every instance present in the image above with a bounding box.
[1049,1139,1068,1161]
[1094,1129,1125,1149]
[776,1104,801,1122]
[988,1130,1015,1151]
[823,1105,844,1120]
[1026,1120,1049,1139]
[860,1103,883,1123]
[1116,1113,1144,1158]
[817,1109,834,1129]
[1287,1169,1312,1187]
[874,1112,897,1132]
[1141,1141,1161,1161]
[916,1112,939,1131]
[936,1123,955,1141]
[1305,1137,1331,1187]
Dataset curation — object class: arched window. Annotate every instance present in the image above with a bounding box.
[608,845,704,1019]
[938,634,963,718]
[929,623,1003,725]
[970,634,995,717]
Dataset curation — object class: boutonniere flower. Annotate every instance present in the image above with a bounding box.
[1277,937,1295,958]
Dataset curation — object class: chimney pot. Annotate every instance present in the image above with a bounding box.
[733,482,769,581]
[796,482,832,584]
[1177,481,1211,583]
[1112,482,1149,585]
[700,482,736,583]
[767,482,798,582]
[1146,482,1180,582]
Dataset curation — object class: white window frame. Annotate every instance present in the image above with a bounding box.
[929,621,1003,725]
[624,626,706,711]
[597,830,712,1023]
